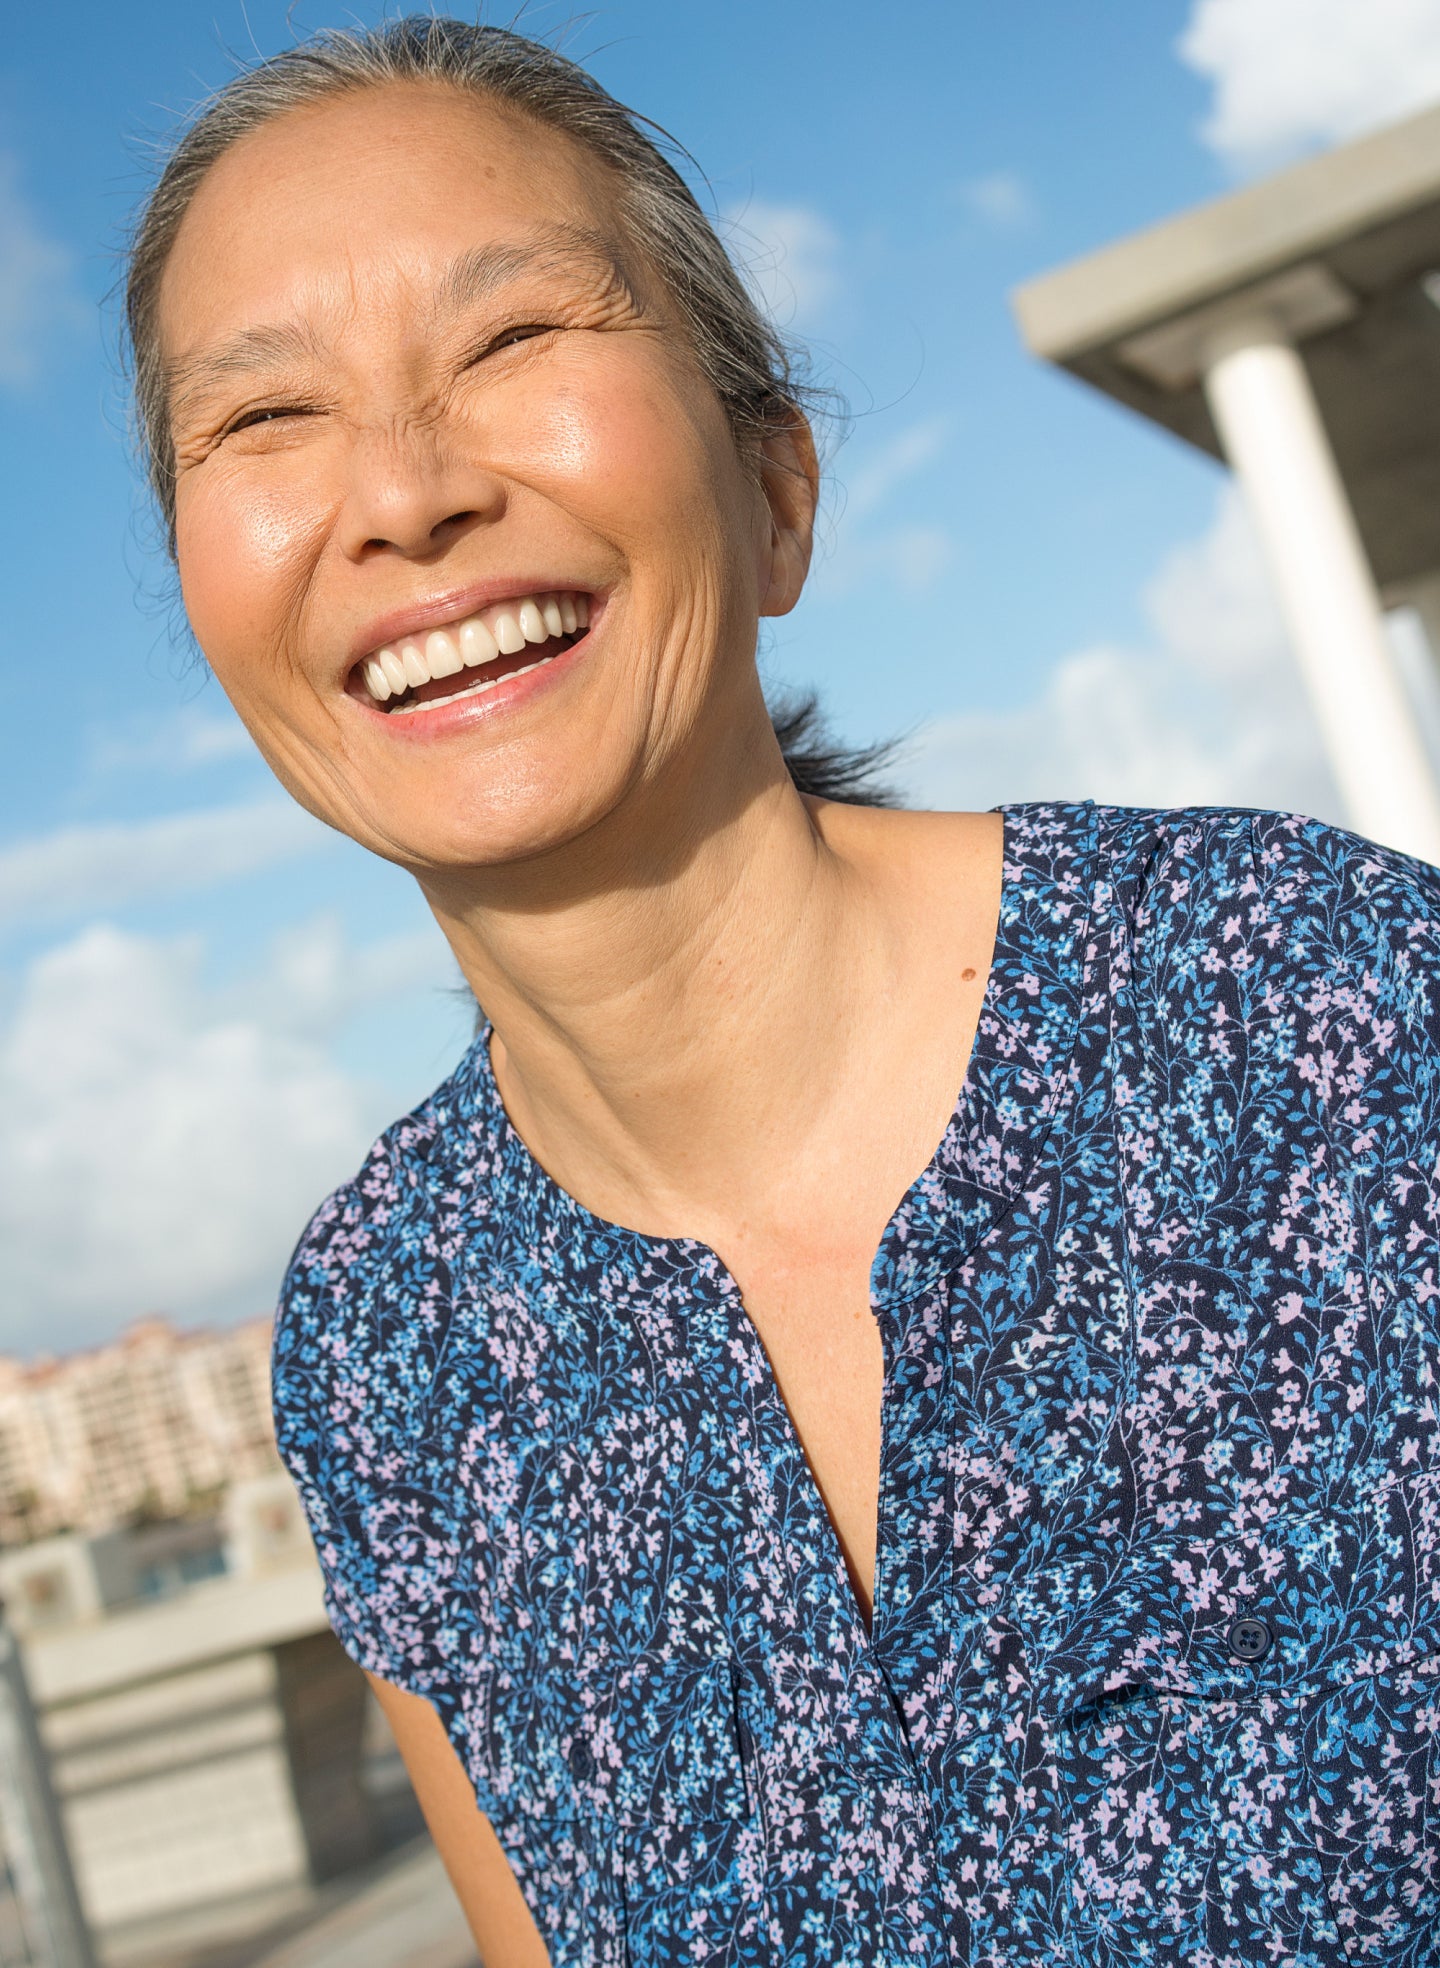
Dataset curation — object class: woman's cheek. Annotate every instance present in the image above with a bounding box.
[516,355,736,546]
[178,462,332,672]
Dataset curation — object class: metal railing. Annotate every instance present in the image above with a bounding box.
[0,1612,95,1968]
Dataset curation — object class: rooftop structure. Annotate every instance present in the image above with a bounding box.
[1013,102,1440,863]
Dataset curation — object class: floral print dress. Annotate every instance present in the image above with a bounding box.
[272,802,1440,1966]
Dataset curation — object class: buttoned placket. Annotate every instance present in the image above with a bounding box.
[450,801,1096,1963]
[709,1258,950,1890]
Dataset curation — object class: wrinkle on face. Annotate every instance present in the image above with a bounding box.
[167,320,328,444]
[435,223,646,320]
[167,224,651,471]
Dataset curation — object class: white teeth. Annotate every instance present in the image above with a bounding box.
[360,590,592,707]
[425,629,463,677]
[459,617,499,667]
[493,610,525,655]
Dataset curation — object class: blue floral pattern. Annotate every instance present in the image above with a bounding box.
[272,803,1440,1965]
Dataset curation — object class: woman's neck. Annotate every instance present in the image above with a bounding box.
[419,760,894,1238]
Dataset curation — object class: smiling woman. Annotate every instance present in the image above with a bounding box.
[121,16,1440,1968]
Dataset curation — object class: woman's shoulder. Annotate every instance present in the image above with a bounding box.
[862,794,1440,934]
[1081,801,1440,972]
[279,1076,452,1288]
[270,1042,500,1423]
[1071,803,1440,1166]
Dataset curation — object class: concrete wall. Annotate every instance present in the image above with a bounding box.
[0,1484,416,1944]
[48,1648,313,1928]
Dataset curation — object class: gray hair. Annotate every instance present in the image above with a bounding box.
[123,14,806,553]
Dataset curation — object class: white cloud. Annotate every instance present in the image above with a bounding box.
[813,420,955,598]
[1179,0,1440,171]
[724,199,842,328]
[90,705,257,775]
[0,152,86,386]
[816,524,954,600]
[232,911,455,1039]
[0,917,455,1355]
[901,487,1345,820]
[0,798,333,931]
[954,171,1036,229]
[842,420,948,523]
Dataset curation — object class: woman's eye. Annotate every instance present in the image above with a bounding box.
[481,324,557,359]
[225,405,307,436]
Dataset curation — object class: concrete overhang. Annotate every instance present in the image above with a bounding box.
[1012,103,1440,593]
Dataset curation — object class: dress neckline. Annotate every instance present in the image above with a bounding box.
[449,800,1098,1305]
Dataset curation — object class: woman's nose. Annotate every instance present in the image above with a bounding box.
[336,424,507,561]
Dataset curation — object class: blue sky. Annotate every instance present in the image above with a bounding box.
[3,0,1436,1354]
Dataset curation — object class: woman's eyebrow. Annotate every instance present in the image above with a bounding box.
[166,320,324,422]
[437,224,641,315]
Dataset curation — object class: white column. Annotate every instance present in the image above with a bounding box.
[1201,313,1440,864]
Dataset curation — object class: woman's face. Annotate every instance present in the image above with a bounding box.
[160,84,813,877]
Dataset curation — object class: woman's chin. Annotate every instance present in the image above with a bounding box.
[351,780,638,886]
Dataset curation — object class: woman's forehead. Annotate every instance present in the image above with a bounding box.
[160,83,620,341]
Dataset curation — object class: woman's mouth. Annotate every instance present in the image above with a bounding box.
[354,590,591,715]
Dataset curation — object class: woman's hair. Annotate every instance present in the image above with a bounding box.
[121,14,898,806]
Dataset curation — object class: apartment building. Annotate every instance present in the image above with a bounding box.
[0,1315,278,1543]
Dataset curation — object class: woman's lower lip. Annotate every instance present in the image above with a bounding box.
[350,629,590,740]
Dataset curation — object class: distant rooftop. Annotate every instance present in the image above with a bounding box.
[1012,102,1440,595]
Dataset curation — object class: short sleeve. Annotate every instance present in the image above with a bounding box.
[269,1146,464,1701]
[271,1223,409,1685]
[1247,809,1440,1163]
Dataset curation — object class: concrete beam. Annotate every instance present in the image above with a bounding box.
[1014,99,1440,362]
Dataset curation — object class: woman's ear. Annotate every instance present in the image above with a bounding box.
[757,411,820,619]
